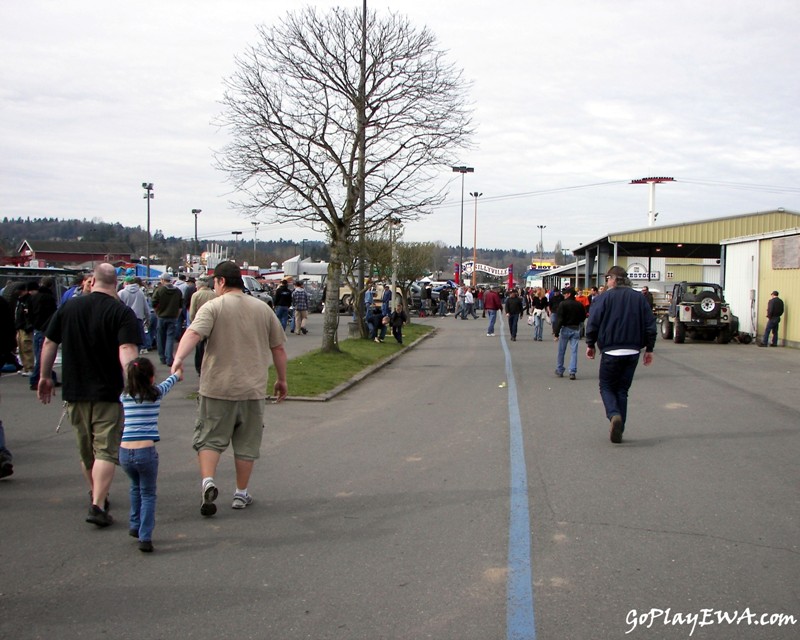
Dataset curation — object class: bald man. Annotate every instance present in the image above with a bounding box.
[39,263,140,528]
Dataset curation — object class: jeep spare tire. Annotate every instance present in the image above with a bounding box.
[696,292,720,318]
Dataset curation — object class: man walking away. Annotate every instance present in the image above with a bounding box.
[171,261,288,516]
[585,266,657,444]
[758,291,784,347]
[0,295,17,478]
[151,274,183,365]
[483,285,502,336]
[273,279,293,330]
[504,289,524,341]
[554,286,585,380]
[291,281,310,335]
[38,264,140,526]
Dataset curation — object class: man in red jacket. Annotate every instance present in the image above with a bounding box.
[483,285,503,336]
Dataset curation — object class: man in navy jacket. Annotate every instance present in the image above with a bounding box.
[585,266,657,444]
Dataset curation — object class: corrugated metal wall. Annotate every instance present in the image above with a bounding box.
[724,241,759,336]
[758,238,799,346]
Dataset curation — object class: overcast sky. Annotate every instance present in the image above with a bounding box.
[2,0,799,258]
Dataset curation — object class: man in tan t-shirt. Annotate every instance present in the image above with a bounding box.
[172,261,288,517]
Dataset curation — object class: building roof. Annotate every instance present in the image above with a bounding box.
[572,209,800,259]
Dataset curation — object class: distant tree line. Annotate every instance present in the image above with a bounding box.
[0,216,569,274]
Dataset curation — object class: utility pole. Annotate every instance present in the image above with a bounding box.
[537,225,546,263]
[452,166,474,284]
[470,192,482,286]
[191,209,202,257]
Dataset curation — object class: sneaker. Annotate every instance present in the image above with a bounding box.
[569,373,576,380]
[86,505,114,527]
[201,478,218,517]
[374,337,380,343]
[0,460,13,479]
[300,327,308,335]
[554,370,563,378]
[609,415,623,444]
[138,541,154,553]
[757,343,767,347]
[232,492,254,509]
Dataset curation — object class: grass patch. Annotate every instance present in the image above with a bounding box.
[268,323,433,397]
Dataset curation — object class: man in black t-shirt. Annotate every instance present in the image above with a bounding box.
[38,264,140,528]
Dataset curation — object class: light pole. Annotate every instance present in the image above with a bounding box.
[469,192,482,286]
[231,231,242,261]
[251,221,260,265]
[142,183,154,279]
[301,238,309,260]
[191,209,202,258]
[389,216,401,308]
[452,166,474,284]
[537,225,546,264]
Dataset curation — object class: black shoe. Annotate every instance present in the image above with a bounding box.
[88,491,111,512]
[757,343,767,347]
[86,505,114,527]
[138,541,154,553]
[0,461,13,479]
[569,373,576,380]
[301,327,308,335]
[129,528,139,538]
[609,415,623,444]
[554,370,563,378]
[769,344,777,347]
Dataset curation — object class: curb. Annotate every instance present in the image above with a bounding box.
[273,327,439,402]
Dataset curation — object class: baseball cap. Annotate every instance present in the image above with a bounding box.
[212,261,242,281]
[160,273,172,282]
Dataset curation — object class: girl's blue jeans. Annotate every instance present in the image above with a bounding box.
[119,446,159,542]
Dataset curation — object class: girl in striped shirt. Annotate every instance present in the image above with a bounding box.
[119,357,180,552]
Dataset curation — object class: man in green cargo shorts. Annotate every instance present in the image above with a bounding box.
[171,261,288,516]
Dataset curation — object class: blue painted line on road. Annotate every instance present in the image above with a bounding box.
[500,320,537,640]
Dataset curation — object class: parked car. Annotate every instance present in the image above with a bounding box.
[242,275,274,307]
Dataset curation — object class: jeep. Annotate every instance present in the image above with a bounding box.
[660,282,736,344]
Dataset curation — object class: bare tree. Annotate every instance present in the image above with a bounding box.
[216,7,472,352]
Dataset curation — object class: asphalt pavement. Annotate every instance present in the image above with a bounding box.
[1,312,798,640]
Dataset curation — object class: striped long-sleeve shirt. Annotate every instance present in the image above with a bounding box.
[120,374,179,442]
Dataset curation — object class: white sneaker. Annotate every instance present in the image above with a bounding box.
[232,493,253,509]
[200,478,218,517]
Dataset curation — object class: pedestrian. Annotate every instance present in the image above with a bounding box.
[118,276,150,353]
[530,288,548,341]
[273,279,293,330]
[437,287,450,317]
[389,303,408,344]
[28,278,61,391]
[291,281,310,335]
[454,286,466,319]
[504,289,524,341]
[483,285,502,336]
[461,287,477,319]
[758,290,784,347]
[37,263,140,527]
[381,284,392,317]
[547,287,564,336]
[367,303,388,342]
[119,356,180,552]
[13,283,34,376]
[0,294,17,479]
[151,273,183,365]
[585,266,657,444]
[554,287,585,380]
[188,275,216,374]
[170,261,288,516]
[641,285,655,311]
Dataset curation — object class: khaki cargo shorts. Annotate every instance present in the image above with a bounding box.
[193,397,265,461]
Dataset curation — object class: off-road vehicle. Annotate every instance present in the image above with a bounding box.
[660,282,736,344]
